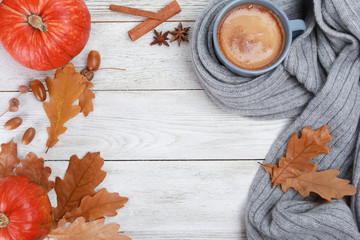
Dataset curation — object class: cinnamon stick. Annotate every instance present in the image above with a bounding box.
[128,0,182,41]
[110,5,164,20]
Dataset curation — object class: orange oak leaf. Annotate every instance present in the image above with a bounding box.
[262,125,333,186]
[281,165,356,201]
[79,81,95,117]
[47,217,131,240]
[15,152,54,192]
[0,140,19,178]
[44,63,88,150]
[53,152,106,222]
[63,188,128,222]
[260,163,276,178]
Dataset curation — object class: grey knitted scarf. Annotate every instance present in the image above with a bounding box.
[191,0,360,239]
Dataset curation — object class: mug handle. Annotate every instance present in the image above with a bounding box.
[289,19,306,38]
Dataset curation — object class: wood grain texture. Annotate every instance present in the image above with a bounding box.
[0,92,290,160]
[128,1,182,41]
[0,1,289,239]
[0,0,208,91]
[85,0,210,22]
[46,160,260,239]
[109,5,165,20]
[125,231,246,240]
[0,22,200,91]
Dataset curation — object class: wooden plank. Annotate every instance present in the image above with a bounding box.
[125,231,246,240]
[0,92,290,160]
[0,1,211,90]
[0,22,201,91]
[85,0,210,22]
[46,160,259,239]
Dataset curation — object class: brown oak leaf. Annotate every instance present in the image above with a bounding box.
[53,152,106,222]
[15,152,54,192]
[281,165,356,201]
[63,188,128,222]
[44,63,88,150]
[260,163,277,178]
[0,140,19,178]
[46,217,131,240]
[79,81,95,117]
[262,125,333,186]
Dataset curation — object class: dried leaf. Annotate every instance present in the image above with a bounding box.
[260,163,277,178]
[15,152,54,192]
[53,152,106,221]
[47,217,131,240]
[282,165,356,201]
[64,188,128,222]
[79,81,95,117]
[261,125,356,201]
[0,140,19,178]
[262,126,332,186]
[44,64,88,149]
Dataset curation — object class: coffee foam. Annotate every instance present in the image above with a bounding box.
[218,4,285,70]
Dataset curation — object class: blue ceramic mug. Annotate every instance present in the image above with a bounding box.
[213,0,306,77]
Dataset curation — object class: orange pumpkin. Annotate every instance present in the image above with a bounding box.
[0,0,91,71]
[0,176,52,240]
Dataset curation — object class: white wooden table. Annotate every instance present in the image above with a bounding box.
[0,1,291,239]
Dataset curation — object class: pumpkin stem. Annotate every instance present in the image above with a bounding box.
[0,212,9,228]
[27,14,48,32]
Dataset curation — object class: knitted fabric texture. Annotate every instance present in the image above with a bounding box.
[191,0,360,239]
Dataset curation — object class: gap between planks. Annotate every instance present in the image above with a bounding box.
[44,159,265,162]
[124,231,247,240]
[91,20,195,23]
[0,89,204,93]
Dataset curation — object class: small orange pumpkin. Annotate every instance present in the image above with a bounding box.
[0,176,52,240]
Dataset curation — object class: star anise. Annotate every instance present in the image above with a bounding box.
[170,23,190,46]
[150,30,170,47]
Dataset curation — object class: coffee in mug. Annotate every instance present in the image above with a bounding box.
[217,4,285,71]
